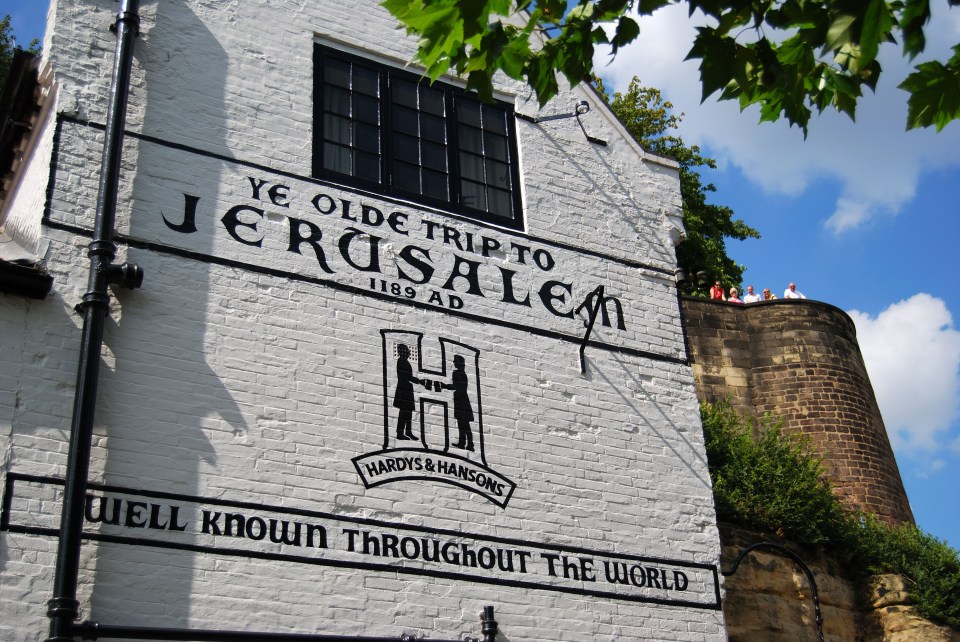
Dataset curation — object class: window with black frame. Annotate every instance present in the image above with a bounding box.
[314,45,523,229]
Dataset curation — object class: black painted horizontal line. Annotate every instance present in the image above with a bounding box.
[41,218,688,367]
[4,524,54,538]
[55,115,675,277]
[5,473,716,572]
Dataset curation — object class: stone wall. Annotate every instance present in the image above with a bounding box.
[719,524,857,642]
[720,524,960,642]
[681,297,913,525]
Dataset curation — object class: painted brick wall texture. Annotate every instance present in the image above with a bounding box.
[0,1,726,640]
[681,297,913,526]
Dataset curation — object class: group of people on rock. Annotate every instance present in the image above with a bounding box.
[709,281,807,303]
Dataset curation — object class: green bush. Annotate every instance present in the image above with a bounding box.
[701,399,848,546]
[700,400,960,629]
[850,516,960,629]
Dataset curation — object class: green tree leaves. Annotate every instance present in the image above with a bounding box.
[685,0,896,134]
[0,15,41,94]
[901,45,960,130]
[385,0,630,106]
[383,0,960,133]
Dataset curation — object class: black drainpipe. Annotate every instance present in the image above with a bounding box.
[46,1,143,640]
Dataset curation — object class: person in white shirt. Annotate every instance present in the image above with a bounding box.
[742,285,762,303]
[783,282,807,299]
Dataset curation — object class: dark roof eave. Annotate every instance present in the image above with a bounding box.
[0,259,53,299]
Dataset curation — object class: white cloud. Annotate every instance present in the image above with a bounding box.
[594,1,960,233]
[825,198,873,234]
[917,459,947,479]
[848,294,960,455]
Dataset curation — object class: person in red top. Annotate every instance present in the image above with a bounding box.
[709,281,725,301]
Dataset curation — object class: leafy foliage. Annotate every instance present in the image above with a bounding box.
[850,516,960,628]
[0,15,40,95]
[597,77,759,294]
[383,0,960,134]
[701,399,848,545]
[700,399,960,629]
[900,44,960,131]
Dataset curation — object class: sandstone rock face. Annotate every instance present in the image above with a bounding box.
[721,526,960,642]
[721,525,857,642]
[862,575,960,642]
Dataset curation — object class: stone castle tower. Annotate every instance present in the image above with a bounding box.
[680,296,913,525]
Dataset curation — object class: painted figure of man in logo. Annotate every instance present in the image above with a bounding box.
[393,344,421,441]
[444,355,475,451]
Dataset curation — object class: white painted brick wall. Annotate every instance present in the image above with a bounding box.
[0,1,725,640]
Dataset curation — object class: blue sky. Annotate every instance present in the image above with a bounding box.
[597,3,960,550]
[6,2,959,550]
